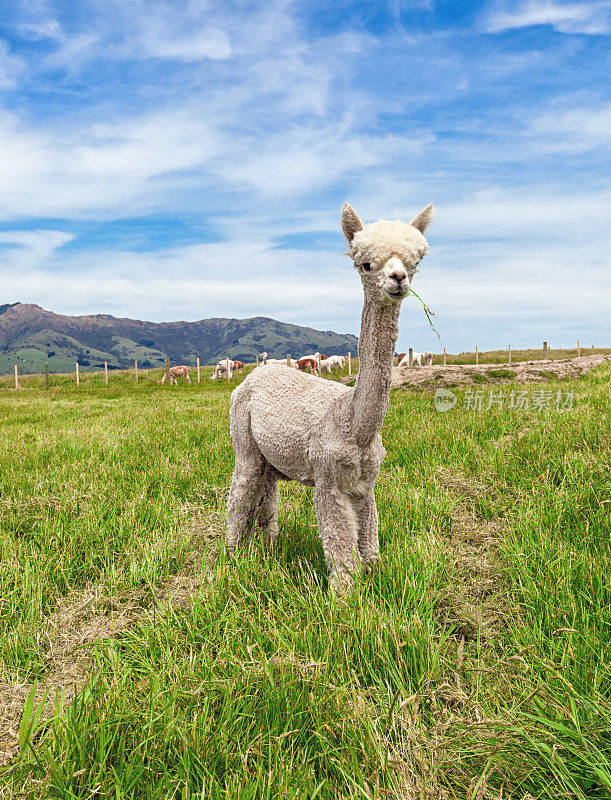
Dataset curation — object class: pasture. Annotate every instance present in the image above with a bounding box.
[0,362,610,798]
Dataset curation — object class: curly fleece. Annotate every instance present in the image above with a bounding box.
[349,220,428,269]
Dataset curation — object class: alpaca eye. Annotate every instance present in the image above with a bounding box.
[361,262,371,271]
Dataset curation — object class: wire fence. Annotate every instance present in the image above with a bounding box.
[2,342,610,390]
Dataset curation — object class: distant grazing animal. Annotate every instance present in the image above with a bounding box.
[227,200,435,591]
[320,355,345,373]
[295,357,319,375]
[160,365,192,385]
[232,360,245,375]
[300,352,328,363]
[398,351,423,367]
[211,360,233,381]
[259,352,298,368]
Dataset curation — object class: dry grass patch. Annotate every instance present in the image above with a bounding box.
[0,510,224,766]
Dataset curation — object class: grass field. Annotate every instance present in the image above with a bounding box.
[0,362,610,798]
[432,347,611,366]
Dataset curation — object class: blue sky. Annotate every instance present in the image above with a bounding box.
[0,0,609,352]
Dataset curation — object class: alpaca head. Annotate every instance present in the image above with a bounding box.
[342,203,435,305]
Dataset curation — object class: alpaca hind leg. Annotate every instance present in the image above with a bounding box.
[226,452,266,550]
[353,488,379,570]
[314,483,361,592]
[257,471,279,545]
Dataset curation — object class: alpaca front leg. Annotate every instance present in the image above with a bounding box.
[226,462,265,550]
[314,484,361,592]
[353,488,379,570]
[257,473,279,545]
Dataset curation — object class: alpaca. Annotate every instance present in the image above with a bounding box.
[211,360,233,381]
[160,365,192,385]
[398,351,423,367]
[320,355,345,373]
[233,360,245,375]
[226,202,435,591]
[295,357,320,375]
[259,352,298,368]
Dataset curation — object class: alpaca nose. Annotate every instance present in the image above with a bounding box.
[390,268,407,284]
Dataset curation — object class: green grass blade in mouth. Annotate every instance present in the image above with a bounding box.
[407,287,443,346]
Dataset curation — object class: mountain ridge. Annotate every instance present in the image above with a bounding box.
[0,303,359,375]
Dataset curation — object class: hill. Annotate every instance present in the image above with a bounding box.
[0,303,358,374]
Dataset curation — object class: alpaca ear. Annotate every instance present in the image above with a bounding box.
[342,203,363,243]
[410,204,436,233]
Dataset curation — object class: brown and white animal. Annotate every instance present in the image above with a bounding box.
[210,360,233,381]
[227,201,435,591]
[232,360,245,375]
[160,365,192,385]
[398,351,423,367]
[295,357,319,375]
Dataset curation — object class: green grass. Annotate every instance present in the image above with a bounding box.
[0,363,610,798]
[433,346,611,365]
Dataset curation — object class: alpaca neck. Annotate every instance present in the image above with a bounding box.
[350,297,400,446]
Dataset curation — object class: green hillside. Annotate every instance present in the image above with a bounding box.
[0,303,358,375]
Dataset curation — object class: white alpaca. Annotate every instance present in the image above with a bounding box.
[320,355,346,373]
[226,202,435,591]
[398,351,423,368]
[210,360,233,381]
[259,352,298,368]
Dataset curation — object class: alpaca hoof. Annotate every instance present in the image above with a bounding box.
[328,571,355,595]
[362,556,379,574]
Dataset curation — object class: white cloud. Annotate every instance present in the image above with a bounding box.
[0,229,73,270]
[529,101,611,152]
[486,1,611,34]
[0,41,24,89]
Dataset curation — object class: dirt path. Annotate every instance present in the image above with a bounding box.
[391,353,611,389]
[0,512,223,767]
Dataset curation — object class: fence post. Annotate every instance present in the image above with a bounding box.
[14,364,18,390]
[135,360,138,384]
[443,347,446,366]
[508,345,511,365]
[577,340,581,357]
[318,353,322,375]
[45,362,49,390]
[165,357,170,386]
[348,352,351,376]
[197,357,200,383]
[75,362,80,387]
[408,347,413,367]
[286,353,291,367]
[475,346,479,366]
[256,355,259,367]
[226,356,230,384]
[104,362,108,385]
[543,341,548,359]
